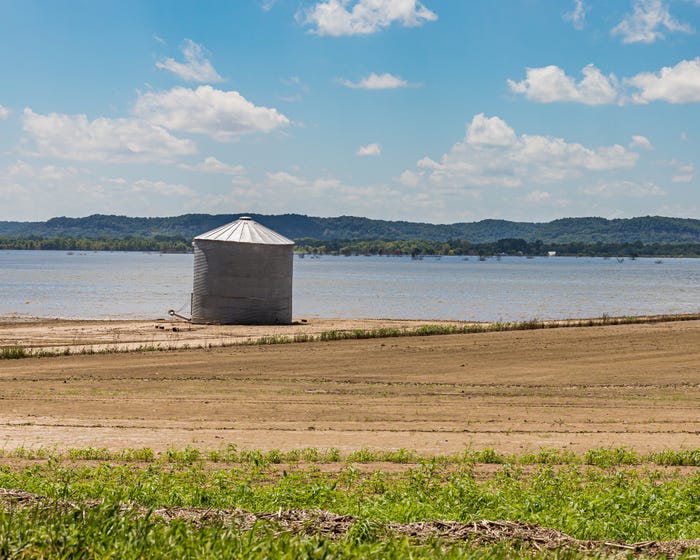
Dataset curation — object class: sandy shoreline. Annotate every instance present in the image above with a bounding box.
[2,313,699,355]
[0,315,699,455]
[0,316,471,354]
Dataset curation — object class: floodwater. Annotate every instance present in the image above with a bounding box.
[0,251,698,322]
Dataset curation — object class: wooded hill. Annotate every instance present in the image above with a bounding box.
[2,214,700,244]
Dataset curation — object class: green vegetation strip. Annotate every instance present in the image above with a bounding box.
[294,237,700,258]
[5,233,700,257]
[2,312,700,360]
[1,447,700,558]
[2,490,698,559]
[3,445,700,468]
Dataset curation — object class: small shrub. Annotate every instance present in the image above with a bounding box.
[381,448,418,464]
[239,449,266,466]
[11,446,51,460]
[119,447,156,462]
[650,449,700,466]
[68,447,113,461]
[519,448,580,465]
[165,446,201,464]
[259,335,293,345]
[266,449,284,464]
[208,444,239,463]
[347,448,377,463]
[476,448,508,464]
[322,448,342,462]
[1,345,28,359]
[300,447,320,462]
[293,333,313,343]
[584,447,640,467]
[459,448,508,464]
[519,318,545,330]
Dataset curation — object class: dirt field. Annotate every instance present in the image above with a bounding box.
[0,318,699,455]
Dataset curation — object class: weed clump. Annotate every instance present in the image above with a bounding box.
[584,448,641,467]
[0,345,27,359]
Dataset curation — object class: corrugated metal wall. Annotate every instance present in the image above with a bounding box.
[191,239,293,324]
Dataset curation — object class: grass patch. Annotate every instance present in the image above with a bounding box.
[3,445,700,468]
[1,446,700,557]
[0,346,27,359]
[650,449,700,467]
[1,448,700,551]
[0,504,600,559]
[584,448,642,467]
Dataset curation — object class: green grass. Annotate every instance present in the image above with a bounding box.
[3,445,700,468]
[1,447,700,558]
[0,505,595,560]
[650,449,700,466]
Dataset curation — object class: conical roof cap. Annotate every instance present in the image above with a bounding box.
[194,217,294,245]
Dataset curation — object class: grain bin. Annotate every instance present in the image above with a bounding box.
[191,217,294,324]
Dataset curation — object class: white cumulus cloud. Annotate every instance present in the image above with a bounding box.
[300,0,437,36]
[356,143,382,156]
[508,64,620,105]
[21,109,196,163]
[626,58,700,104]
[180,156,246,175]
[510,59,700,105]
[611,0,693,44]
[629,135,653,150]
[133,86,290,141]
[339,72,415,89]
[409,113,638,189]
[466,113,517,146]
[0,105,9,120]
[156,39,223,83]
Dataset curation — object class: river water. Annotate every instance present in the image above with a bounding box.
[0,251,698,322]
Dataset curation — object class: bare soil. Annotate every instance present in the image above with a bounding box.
[0,318,699,455]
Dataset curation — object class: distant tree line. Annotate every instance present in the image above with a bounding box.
[294,237,700,258]
[0,236,191,253]
[4,213,700,244]
[2,235,700,257]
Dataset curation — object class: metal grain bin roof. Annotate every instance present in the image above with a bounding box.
[194,216,294,245]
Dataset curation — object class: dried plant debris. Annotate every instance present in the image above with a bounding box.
[1,489,698,558]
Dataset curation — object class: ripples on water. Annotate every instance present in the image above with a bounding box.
[0,251,698,322]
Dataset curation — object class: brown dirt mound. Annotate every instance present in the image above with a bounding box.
[2,488,698,557]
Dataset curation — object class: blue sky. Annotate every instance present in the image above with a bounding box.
[1,0,699,223]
